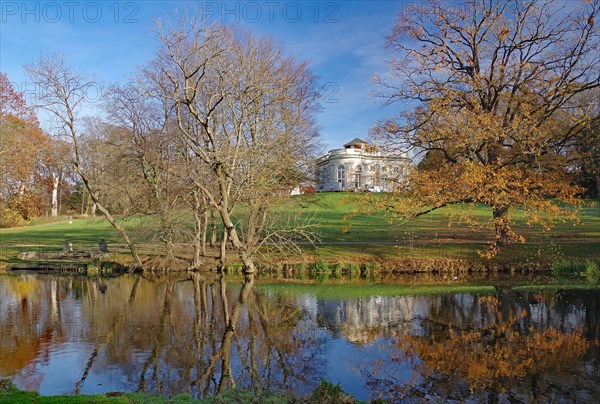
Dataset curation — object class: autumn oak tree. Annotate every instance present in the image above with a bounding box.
[372,0,600,254]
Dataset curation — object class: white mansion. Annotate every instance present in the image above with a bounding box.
[316,138,410,192]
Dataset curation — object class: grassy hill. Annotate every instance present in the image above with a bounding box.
[1,192,598,268]
[277,192,599,262]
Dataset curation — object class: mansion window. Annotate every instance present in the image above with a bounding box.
[337,165,346,189]
[355,165,362,189]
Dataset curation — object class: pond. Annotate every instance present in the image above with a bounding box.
[1,272,599,402]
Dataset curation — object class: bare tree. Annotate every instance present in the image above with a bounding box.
[24,52,144,269]
[148,17,321,273]
[79,117,138,216]
[104,81,187,261]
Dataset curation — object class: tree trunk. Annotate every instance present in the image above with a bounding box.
[192,217,203,269]
[214,165,255,274]
[201,209,208,256]
[220,210,255,274]
[57,172,62,215]
[192,206,203,269]
[160,208,175,260]
[81,184,86,215]
[492,204,510,248]
[218,231,228,271]
[51,171,59,217]
[210,210,217,247]
[192,190,208,269]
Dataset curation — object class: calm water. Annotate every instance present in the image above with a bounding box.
[1,272,599,402]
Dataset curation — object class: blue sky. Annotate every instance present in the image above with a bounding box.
[0,1,406,151]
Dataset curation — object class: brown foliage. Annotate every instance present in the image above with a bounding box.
[0,114,47,190]
[394,296,591,393]
[372,0,600,254]
[0,72,38,126]
[0,73,53,223]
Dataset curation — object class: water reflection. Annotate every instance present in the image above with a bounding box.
[385,291,599,402]
[0,273,598,402]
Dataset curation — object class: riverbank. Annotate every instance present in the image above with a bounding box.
[1,241,598,275]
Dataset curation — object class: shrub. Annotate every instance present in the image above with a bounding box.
[551,259,600,283]
[294,262,307,277]
[310,380,355,404]
[584,261,600,284]
[0,207,27,228]
[87,262,99,276]
[7,192,45,220]
[312,260,330,273]
[331,263,342,278]
[550,260,584,277]
[366,261,382,272]
[230,263,243,274]
[347,262,360,276]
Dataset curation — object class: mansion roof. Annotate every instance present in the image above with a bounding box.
[343,137,368,148]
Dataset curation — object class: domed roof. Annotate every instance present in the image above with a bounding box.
[343,138,369,147]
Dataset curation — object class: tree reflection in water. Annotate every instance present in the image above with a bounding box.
[1,274,599,401]
[367,290,600,402]
[0,273,329,398]
[101,273,327,398]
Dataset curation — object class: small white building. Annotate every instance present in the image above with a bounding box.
[316,138,410,192]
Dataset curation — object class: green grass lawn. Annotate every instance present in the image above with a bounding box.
[277,193,599,261]
[0,378,301,404]
[280,192,600,241]
[0,217,117,245]
[1,193,598,267]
